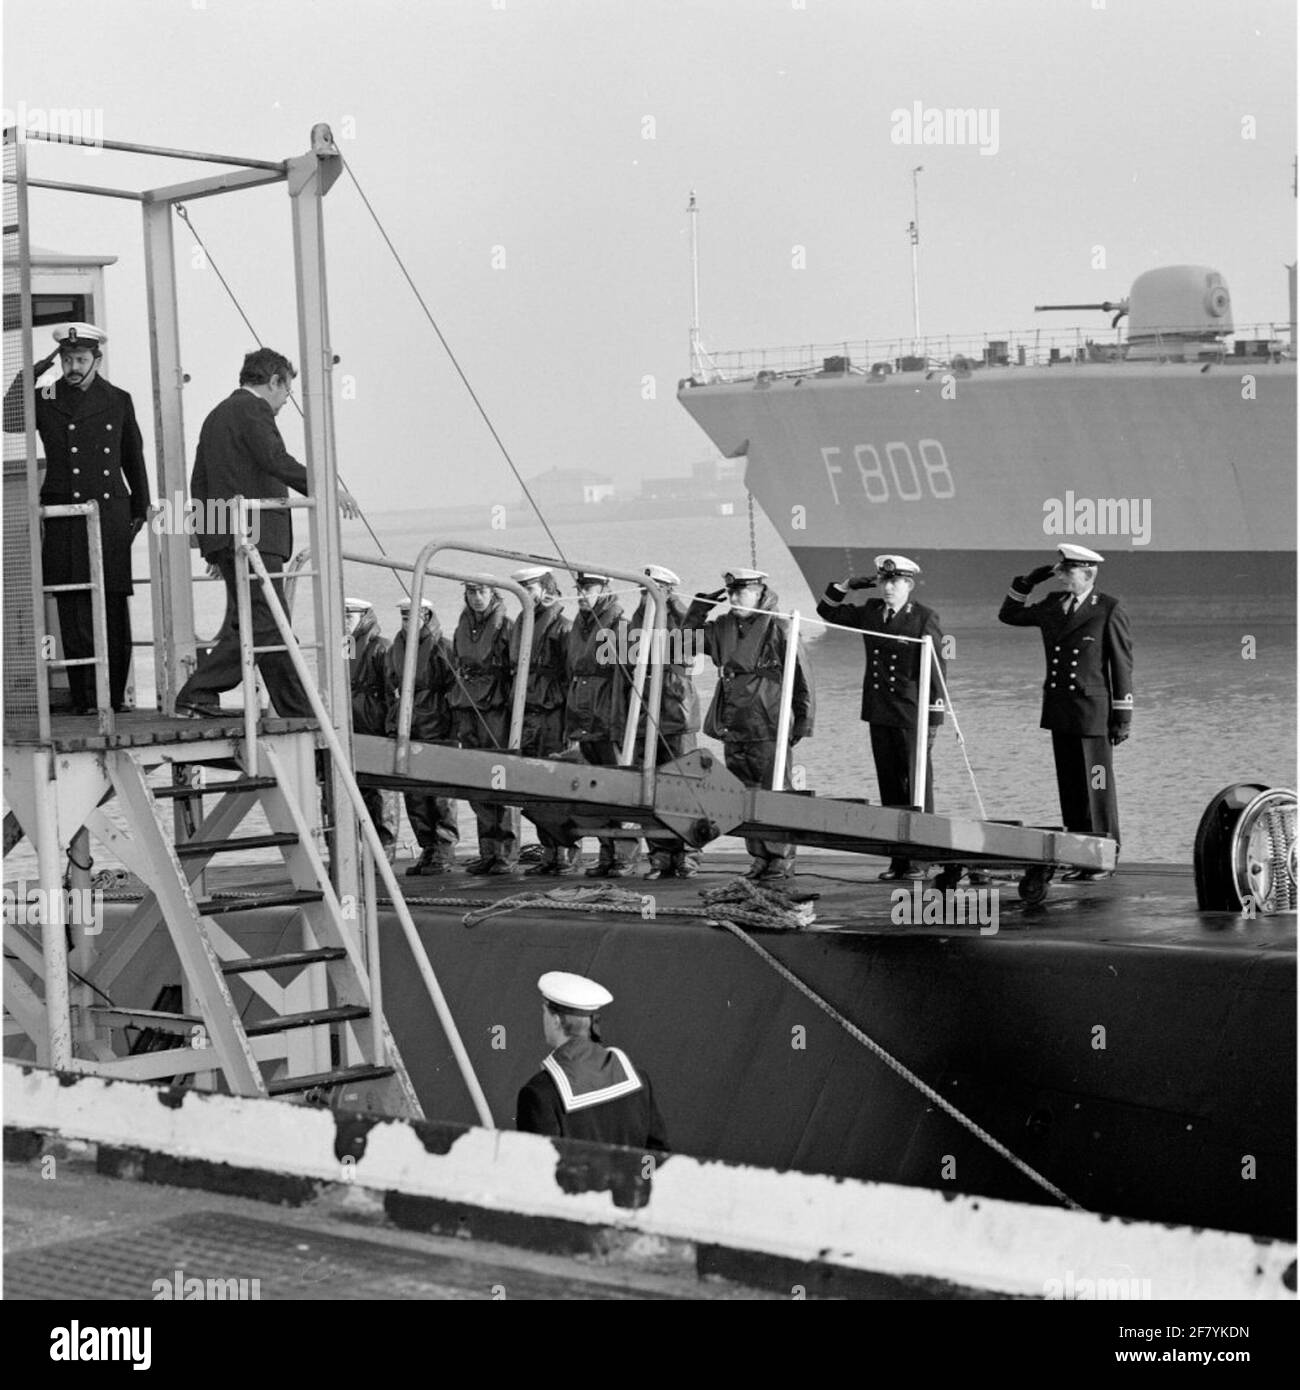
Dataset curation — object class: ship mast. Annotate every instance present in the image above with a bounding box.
[688,189,709,378]
[908,165,923,347]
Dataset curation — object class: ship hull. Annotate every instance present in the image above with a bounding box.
[678,361,1296,600]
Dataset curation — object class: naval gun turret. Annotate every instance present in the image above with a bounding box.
[1037,265,1235,361]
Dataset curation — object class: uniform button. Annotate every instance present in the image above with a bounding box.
[72,468,79,474]
[68,423,76,431]
[1053,645,1060,651]
[103,492,110,499]
[106,423,113,431]
[72,492,81,499]
[104,447,111,454]
[70,446,78,453]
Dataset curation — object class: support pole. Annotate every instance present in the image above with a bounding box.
[913,634,933,811]
[771,610,801,790]
[233,498,259,775]
[33,750,72,1069]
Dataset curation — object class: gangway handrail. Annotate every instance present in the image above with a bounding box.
[236,537,496,1129]
[399,542,668,805]
[341,550,533,753]
[38,502,113,735]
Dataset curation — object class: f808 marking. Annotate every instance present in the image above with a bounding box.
[821,440,955,505]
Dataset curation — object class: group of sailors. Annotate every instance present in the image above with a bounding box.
[346,562,815,882]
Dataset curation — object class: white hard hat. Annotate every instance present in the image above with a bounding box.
[1057,543,1104,565]
[643,564,681,587]
[538,970,613,1012]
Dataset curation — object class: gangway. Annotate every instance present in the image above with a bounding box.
[351,539,1118,902]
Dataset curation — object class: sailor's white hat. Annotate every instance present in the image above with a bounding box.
[874,554,921,578]
[53,322,106,351]
[511,565,553,584]
[643,564,681,587]
[723,567,767,585]
[397,596,436,613]
[1056,543,1104,565]
[538,971,613,1013]
[344,596,372,611]
[575,571,611,586]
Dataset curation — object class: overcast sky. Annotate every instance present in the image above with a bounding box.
[3,0,1295,510]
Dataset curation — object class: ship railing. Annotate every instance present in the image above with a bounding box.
[685,320,1295,383]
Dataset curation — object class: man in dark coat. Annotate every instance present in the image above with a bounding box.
[631,564,703,879]
[686,568,815,880]
[516,971,669,1152]
[998,543,1134,879]
[3,323,149,711]
[449,581,518,874]
[510,566,580,877]
[174,347,357,718]
[346,597,394,852]
[817,554,947,880]
[385,596,460,875]
[565,572,639,877]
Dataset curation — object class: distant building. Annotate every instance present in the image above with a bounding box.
[522,466,616,507]
[639,457,747,501]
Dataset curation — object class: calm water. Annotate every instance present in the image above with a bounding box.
[26,507,1298,871]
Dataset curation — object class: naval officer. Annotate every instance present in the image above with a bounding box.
[3,323,150,711]
[998,543,1133,878]
[516,972,669,1150]
[817,555,946,880]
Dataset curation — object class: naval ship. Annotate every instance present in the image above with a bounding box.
[677,265,1297,599]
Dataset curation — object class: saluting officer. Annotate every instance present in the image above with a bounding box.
[3,323,150,711]
[516,971,669,1151]
[817,554,946,881]
[998,543,1133,878]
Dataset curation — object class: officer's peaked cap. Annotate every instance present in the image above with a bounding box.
[397,596,436,613]
[511,565,553,585]
[1057,543,1104,566]
[53,322,106,353]
[723,567,767,585]
[344,596,372,611]
[575,571,611,586]
[538,971,613,1013]
[875,554,921,578]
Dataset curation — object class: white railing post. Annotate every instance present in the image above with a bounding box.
[233,497,259,774]
[913,634,934,811]
[771,609,801,790]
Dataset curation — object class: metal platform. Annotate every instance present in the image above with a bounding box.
[3,710,318,752]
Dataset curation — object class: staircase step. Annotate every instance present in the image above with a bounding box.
[266,1063,395,1096]
[196,889,324,917]
[243,1005,370,1037]
[220,945,346,975]
[175,832,298,859]
[152,777,279,799]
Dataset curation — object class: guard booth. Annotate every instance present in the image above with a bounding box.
[2,245,119,713]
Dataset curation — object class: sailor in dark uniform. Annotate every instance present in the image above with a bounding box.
[998,543,1133,879]
[3,323,149,711]
[516,971,669,1151]
[817,554,946,880]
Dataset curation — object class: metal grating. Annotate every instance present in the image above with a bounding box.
[2,136,41,726]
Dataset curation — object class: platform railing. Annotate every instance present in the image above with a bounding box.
[37,502,113,735]
[340,551,532,759]
[399,543,668,805]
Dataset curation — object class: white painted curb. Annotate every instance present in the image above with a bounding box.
[5,1063,1293,1300]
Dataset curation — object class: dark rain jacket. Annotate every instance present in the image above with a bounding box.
[687,585,814,744]
[509,599,571,713]
[449,595,514,714]
[384,616,453,742]
[629,592,701,741]
[564,593,631,744]
[349,610,390,736]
